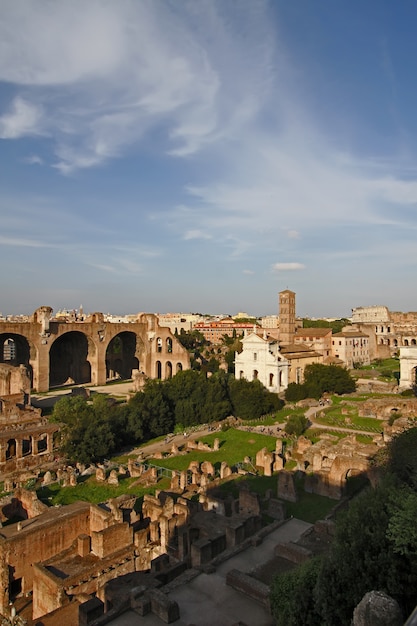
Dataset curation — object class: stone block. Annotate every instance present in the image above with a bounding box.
[78,597,104,625]
[148,589,180,623]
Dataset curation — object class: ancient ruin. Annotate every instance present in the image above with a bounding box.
[0,307,190,392]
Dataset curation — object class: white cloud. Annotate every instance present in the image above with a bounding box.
[271,262,305,272]
[0,1,272,171]
[243,269,255,275]
[0,97,43,139]
[23,154,43,165]
[287,230,300,239]
[0,235,55,248]
[183,230,212,240]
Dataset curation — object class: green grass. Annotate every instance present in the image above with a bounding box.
[285,491,337,523]
[216,473,337,523]
[36,475,170,506]
[147,428,277,471]
[358,358,399,371]
[313,405,383,433]
[244,406,305,427]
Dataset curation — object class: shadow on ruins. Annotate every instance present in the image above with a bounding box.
[0,417,380,626]
[2,362,415,624]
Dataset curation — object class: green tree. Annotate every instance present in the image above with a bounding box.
[128,380,174,439]
[386,427,417,489]
[302,318,351,334]
[229,378,282,420]
[271,557,322,626]
[51,395,115,464]
[304,363,356,396]
[285,413,308,436]
[284,382,309,402]
[314,483,399,625]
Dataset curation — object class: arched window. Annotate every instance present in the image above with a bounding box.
[156,338,162,353]
[269,373,274,386]
[253,370,258,380]
[3,338,16,361]
[166,338,172,353]
[156,361,162,378]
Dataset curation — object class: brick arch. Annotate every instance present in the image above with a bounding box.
[0,310,190,391]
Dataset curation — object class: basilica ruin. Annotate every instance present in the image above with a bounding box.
[0,306,190,392]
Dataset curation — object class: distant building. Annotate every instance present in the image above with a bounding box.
[331,328,370,368]
[279,343,323,384]
[194,318,260,343]
[352,305,417,359]
[158,313,203,334]
[294,328,333,360]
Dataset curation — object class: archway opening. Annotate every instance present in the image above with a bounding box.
[0,333,34,387]
[6,439,16,460]
[106,332,137,381]
[49,331,91,388]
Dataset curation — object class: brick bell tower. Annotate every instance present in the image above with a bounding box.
[279,289,296,345]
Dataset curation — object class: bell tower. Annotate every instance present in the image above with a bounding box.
[279,290,296,344]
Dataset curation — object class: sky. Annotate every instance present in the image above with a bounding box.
[1,1,417,319]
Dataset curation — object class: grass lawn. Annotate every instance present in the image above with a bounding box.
[37,475,171,506]
[359,358,399,371]
[244,406,305,427]
[314,404,383,433]
[217,473,337,523]
[147,428,277,471]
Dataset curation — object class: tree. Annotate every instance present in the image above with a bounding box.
[271,557,322,626]
[314,483,397,625]
[284,382,309,402]
[128,380,174,440]
[302,318,351,334]
[386,427,417,490]
[51,395,115,464]
[304,363,356,396]
[285,413,308,436]
[229,378,282,420]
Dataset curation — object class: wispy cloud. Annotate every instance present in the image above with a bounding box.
[0,235,56,248]
[23,154,44,165]
[287,230,300,239]
[272,262,305,272]
[0,97,44,139]
[183,230,212,241]
[0,1,272,173]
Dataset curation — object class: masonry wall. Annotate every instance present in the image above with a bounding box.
[0,502,91,613]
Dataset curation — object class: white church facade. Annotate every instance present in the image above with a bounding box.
[234,332,289,394]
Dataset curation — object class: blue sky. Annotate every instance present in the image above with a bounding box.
[1,1,417,318]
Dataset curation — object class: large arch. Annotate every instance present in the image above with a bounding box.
[0,333,34,387]
[0,310,191,391]
[105,331,139,381]
[49,331,91,387]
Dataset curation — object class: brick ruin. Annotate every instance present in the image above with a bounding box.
[0,482,267,623]
[0,365,59,482]
[0,364,412,622]
[0,415,389,624]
